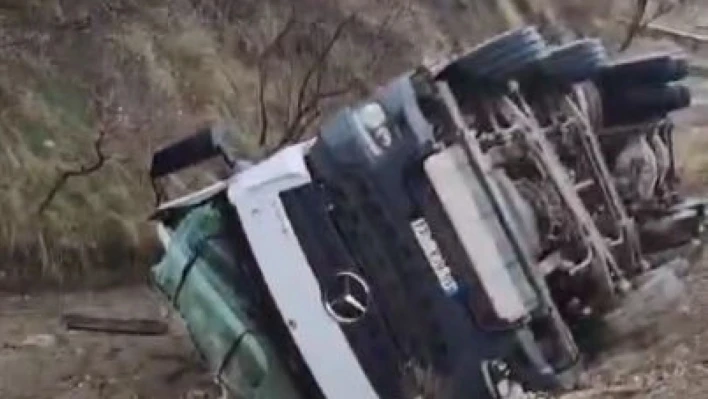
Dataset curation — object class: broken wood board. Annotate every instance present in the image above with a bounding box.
[61,313,169,336]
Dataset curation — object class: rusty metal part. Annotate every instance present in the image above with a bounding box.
[499,95,628,302]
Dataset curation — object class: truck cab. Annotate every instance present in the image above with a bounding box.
[148,71,576,399]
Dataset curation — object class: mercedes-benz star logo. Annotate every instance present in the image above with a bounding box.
[324,271,371,324]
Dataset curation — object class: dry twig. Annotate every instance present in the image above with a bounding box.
[62,312,168,336]
[258,5,409,150]
[277,14,357,147]
[257,11,297,146]
[558,384,645,398]
[37,129,110,214]
[643,21,708,43]
[620,0,685,51]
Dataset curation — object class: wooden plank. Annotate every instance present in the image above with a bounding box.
[644,22,708,43]
[61,313,169,336]
[617,17,708,51]
[559,384,645,399]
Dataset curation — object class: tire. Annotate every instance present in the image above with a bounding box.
[463,27,545,70]
[616,84,691,111]
[438,26,547,87]
[481,360,530,399]
[540,39,608,84]
[603,84,691,125]
[481,39,546,83]
[598,53,689,88]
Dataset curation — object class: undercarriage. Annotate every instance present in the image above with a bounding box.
[424,27,703,395]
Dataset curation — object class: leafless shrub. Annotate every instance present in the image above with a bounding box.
[255,2,413,151]
[37,129,110,214]
[254,13,358,149]
[620,0,689,51]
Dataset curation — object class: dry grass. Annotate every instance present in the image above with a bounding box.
[0,61,154,286]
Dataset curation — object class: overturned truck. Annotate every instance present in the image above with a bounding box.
[147,27,705,398]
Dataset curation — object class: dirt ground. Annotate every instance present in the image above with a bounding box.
[0,287,221,399]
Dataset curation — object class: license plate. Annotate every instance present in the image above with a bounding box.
[411,218,459,296]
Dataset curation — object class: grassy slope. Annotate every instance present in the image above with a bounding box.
[0,0,614,289]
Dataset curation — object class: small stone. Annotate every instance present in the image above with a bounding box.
[663,257,690,277]
[186,389,209,399]
[675,344,691,357]
[21,334,57,348]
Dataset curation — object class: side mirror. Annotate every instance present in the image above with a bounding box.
[149,125,249,206]
[149,126,235,180]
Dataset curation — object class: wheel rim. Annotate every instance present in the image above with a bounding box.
[481,360,528,399]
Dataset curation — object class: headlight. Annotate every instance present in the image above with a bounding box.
[358,102,386,130]
[357,102,393,150]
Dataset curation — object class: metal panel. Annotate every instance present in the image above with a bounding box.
[424,145,528,323]
[227,143,378,399]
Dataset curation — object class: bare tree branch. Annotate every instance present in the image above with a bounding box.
[37,130,110,214]
[257,10,297,146]
[278,108,322,148]
[293,14,356,120]
[282,53,298,133]
[376,1,411,38]
[256,65,271,146]
[264,6,408,150]
[318,83,359,100]
[620,0,684,51]
[274,15,357,147]
[620,0,651,51]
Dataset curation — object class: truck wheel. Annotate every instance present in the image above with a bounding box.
[598,53,689,88]
[541,39,608,84]
[482,360,531,399]
[602,84,691,125]
[439,26,546,86]
[463,27,545,71]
